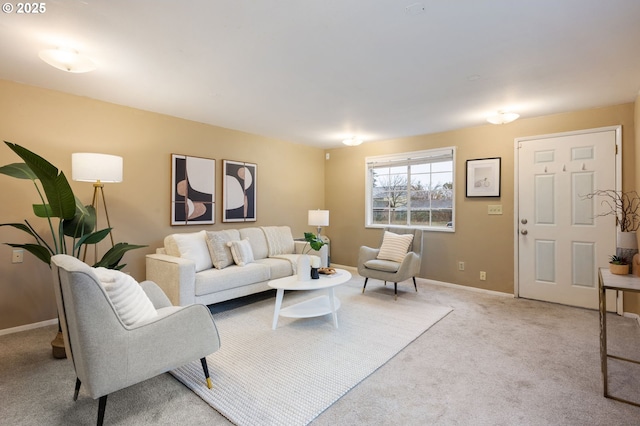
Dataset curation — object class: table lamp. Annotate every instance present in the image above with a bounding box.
[308,209,329,237]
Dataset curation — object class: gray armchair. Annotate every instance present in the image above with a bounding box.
[51,254,220,426]
[358,227,423,299]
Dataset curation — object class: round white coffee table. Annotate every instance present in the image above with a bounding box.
[268,268,352,329]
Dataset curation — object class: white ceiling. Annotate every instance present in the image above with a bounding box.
[1,0,639,148]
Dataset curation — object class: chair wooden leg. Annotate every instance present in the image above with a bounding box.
[413,277,418,292]
[73,378,81,401]
[201,357,212,389]
[362,277,368,293]
[97,395,107,426]
[394,283,398,300]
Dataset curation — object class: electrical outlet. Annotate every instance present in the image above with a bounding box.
[458,261,465,271]
[12,249,24,264]
[480,271,486,281]
[488,205,503,215]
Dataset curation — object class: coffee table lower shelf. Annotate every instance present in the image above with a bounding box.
[278,295,341,319]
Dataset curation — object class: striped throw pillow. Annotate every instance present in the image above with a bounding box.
[377,231,414,263]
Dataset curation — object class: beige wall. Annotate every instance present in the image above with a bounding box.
[1,78,638,331]
[325,103,637,309]
[0,80,326,330]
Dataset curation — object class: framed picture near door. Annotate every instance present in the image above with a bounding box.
[466,157,501,197]
[223,160,257,222]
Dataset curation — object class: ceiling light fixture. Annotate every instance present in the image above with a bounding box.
[342,137,363,146]
[486,111,520,125]
[39,48,97,73]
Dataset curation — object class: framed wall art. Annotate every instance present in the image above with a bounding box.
[466,157,501,197]
[171,154,215,225]
[223,160,257,222]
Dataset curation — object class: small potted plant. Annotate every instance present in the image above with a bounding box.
[609,255,629,275]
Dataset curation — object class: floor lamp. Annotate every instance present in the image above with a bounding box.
[72,153,123,261]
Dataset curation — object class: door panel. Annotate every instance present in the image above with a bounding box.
[518,128,618,309]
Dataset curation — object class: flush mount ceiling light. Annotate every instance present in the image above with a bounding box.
[486,111,520,125]
[342,137,363,146]
[39,48,96,73]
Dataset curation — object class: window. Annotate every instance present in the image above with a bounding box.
[365,148,455,231]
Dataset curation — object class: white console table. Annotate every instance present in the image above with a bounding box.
[598,268,640,407]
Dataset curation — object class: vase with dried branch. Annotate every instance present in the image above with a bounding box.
[583,189,640,272]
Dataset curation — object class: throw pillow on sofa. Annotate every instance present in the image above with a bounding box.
[262,226,295,256]
[169,230,213,272]
[206,230,234,269]
[227,239,254,266]
[93,267,158,326]
[377,231,414,263]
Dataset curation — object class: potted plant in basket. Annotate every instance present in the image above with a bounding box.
[609,255,630,275]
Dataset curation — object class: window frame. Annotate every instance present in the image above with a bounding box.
[365,147,456,232]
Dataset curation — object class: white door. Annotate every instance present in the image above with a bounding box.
[517,127,620,309]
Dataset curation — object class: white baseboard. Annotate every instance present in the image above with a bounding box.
[348,265,513,298]
[0,318,58,337]
[623,312,640,327]
[422,278,514,298]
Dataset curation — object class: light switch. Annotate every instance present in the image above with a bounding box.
[488,205,503,215]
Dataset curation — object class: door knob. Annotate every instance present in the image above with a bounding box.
[521,229,528,235]
[521,219,528,224]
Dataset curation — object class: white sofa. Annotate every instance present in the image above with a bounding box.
[145,226,327,306]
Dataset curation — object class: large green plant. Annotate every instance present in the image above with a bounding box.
[0,141,145,269]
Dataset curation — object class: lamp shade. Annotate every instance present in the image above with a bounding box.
[72,153,123,183]
[308,210,329,227]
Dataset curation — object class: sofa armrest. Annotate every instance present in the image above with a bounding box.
[396,251,421,277]
[112,304,220,395]
[294,241,328,267]
[357,246,379,275]
[145,253,196,306]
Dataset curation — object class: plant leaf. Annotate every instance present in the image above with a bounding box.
[6,243,52,265]
[93,243,147,269]
[4,142,76,220]
[0,163,37,180]
[62,201,96,238]
[304,232,325,251]
[0,222,38,239]
[33,203,54,218]
[74,228,111,250]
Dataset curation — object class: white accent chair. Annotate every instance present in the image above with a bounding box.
[51,254,220,426]
[357,227,423,299]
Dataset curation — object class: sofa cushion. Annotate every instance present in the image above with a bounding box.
[194,263,271,295]
[262,226,295,256]
[93,267,158,326]
[239,227,269,259]
[168,230,213,272]
[205,230,235,269]
[254,257,294,280]
[377,231,414,263]
[228,239,254,266]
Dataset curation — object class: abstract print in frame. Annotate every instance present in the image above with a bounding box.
[171,154,215,225]
[223,160,257,222]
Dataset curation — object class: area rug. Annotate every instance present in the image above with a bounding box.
[170,277,453,426]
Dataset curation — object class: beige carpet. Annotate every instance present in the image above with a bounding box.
[170,279,453,426]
